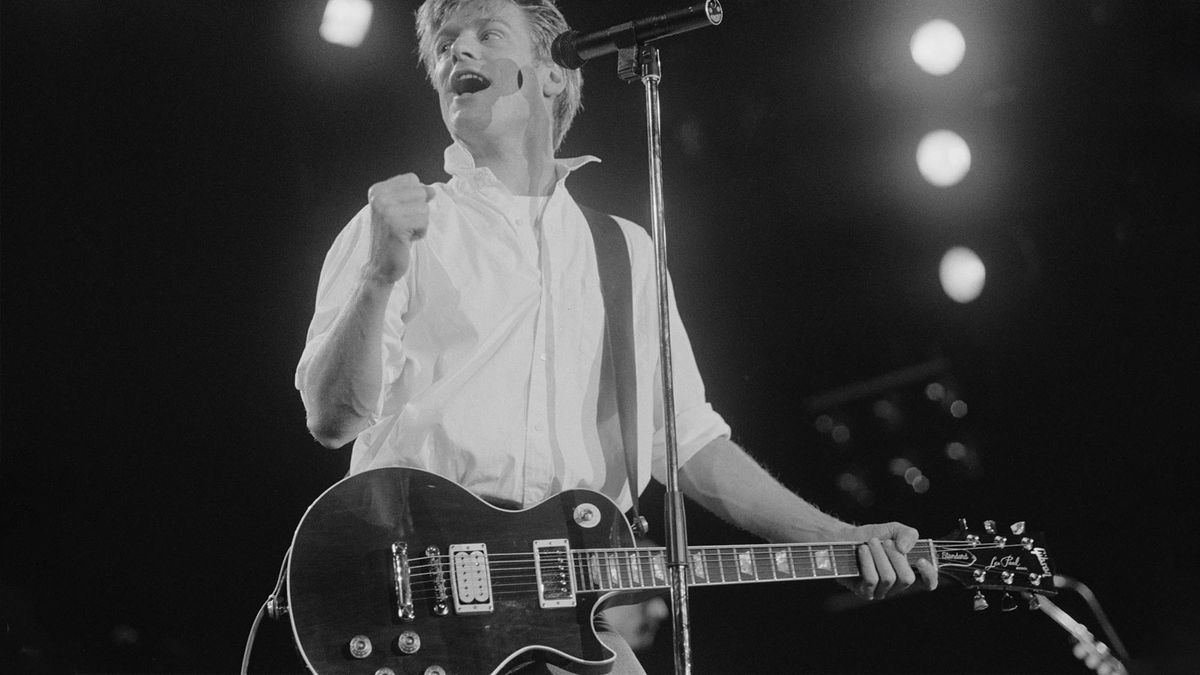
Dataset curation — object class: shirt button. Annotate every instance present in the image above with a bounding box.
[540,353,547,361]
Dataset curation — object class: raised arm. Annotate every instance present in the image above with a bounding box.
[300,173,432,448]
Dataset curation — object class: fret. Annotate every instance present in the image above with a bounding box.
[789,546,810,580]
[574,554,588,591]
[704,548,723,585]
[710,547,729,578]
[639,550,656,588]
[794,545,817,578]
[753,547,775,580]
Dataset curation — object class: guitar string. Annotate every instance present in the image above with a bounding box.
[405,544,995,568]
[403,541,1024,569]
[405,546,963,576]
[401,542,1033,595]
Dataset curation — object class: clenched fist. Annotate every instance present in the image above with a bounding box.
[363,173,435,284]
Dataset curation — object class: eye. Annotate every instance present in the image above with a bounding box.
[436,39,453,54]
[480,28,502,42]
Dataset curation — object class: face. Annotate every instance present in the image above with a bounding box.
[430,0,561,150]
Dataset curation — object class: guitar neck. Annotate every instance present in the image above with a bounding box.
[573,540,937,592]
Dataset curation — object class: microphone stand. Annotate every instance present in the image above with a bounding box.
[616,43,693,675]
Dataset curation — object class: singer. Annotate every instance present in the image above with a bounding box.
[295,1,937,672]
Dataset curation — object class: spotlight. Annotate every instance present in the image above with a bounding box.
[939,246,986,303]
[910,19,966,76]
[320,0,374,48]
[917,130,972,187]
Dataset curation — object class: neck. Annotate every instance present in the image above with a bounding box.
[458,129,559,196]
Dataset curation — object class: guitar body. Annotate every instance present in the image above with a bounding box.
[287,467,635,674]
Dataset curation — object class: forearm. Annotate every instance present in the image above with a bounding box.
[301,274,394,448]
[679,436,850,543]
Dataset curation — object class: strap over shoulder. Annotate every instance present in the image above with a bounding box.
[579,206,647,536]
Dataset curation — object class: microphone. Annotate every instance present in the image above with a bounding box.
[551,1,724,70]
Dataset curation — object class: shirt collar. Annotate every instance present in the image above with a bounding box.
[442,142,600,193]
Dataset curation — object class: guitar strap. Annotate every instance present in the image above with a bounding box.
[580,205,648,536]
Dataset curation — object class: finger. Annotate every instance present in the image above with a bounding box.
[866,538,896,600]
[856,543,878,601]
[882,539,916,596]
[916,558,939,590]
[892,523,918,555]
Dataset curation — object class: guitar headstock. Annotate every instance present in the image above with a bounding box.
[936,518,1055,611]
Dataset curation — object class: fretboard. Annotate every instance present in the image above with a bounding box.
[571,541,937,592]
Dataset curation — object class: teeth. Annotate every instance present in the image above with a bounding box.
[451,72,490,95]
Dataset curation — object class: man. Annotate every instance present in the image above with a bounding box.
[296,0,937,671]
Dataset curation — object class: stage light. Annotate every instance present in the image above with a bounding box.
[910,19,966,76]
[917,130,971,187]
[945,441,967,460]
[939,246,986,303]
[831,424,851,444]
[949,400,969,418]
[320,0,374,48]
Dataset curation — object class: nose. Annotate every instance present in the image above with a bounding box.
[450,33,481,61]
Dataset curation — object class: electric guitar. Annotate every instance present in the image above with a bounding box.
[284,467,1054,674]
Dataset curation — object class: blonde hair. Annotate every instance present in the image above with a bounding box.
[415,0,583,150]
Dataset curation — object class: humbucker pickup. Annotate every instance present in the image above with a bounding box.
[449,543,493,614]
[533,539,576,608]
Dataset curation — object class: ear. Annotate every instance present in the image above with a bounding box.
[541,63,566,98]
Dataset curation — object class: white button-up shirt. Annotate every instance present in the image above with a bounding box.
[296,144,730,510]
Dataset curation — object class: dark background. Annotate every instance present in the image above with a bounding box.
[3,0,1198,672]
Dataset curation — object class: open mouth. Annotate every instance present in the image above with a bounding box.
[450,71,491,96]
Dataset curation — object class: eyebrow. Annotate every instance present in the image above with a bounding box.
[435,15,514,42]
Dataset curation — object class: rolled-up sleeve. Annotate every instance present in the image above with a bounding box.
[294,206,410,421]
[649,277,732,481]
[612,215,731,482]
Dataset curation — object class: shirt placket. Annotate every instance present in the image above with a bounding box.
[519,205,553,507]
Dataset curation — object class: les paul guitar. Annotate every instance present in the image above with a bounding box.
[284,467,1055,674]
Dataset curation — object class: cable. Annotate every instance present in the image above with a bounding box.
[240,600,268,675]
[241,547,291,675]
[1054,574,1132,664]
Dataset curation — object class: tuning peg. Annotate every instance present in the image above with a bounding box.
[973,591,989,611]
[984,520,997,535]
[1001,593,1019,612]
[1010,521,1026,535]
[958,517,969,533]
[1027,594,1041,611]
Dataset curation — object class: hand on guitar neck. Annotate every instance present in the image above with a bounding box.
[830,522,940,601]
